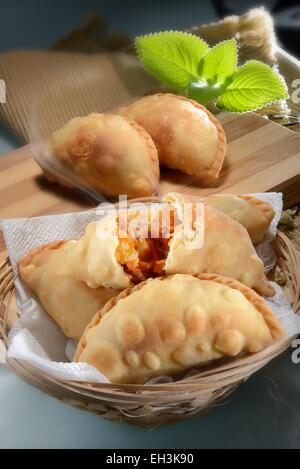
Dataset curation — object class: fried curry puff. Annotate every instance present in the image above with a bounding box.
[203,194,275,245]
[75,274,284,384]
[119,93,226,179]
[43,113,160,198]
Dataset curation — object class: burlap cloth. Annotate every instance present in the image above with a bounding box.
[0,8,299,248]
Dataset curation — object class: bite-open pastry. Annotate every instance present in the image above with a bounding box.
[61,201,273,296]
[164,192,275,245]
[18,241,120,340]
[41,113,160,198]
[75,274,284,384]
[119,93,226,179]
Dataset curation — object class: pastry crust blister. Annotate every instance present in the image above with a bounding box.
[119,93,226,179]
[75,273,284,384]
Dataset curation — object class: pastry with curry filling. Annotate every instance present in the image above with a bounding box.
[42,113,160,198]
[18,241,120,340]
[50,201,273,296]
[119,93,226,179]
[75,274,285,384]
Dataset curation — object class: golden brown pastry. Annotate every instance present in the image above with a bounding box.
[203,194,275,245]
[164,192,275,245]
[164,202,273,296]
[43,113,160,198]
[119,93,226,179]
[75,274,284,384]
[65,201,273,296]
[18,241,119,340]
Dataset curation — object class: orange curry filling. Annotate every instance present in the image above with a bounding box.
[115,208,178,284]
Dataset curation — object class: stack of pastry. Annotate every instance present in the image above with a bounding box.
[18,192,285,384]
[39,93,226,197]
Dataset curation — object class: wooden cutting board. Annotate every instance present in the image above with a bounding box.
[0,111,300,256]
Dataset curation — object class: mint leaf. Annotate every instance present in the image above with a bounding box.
[216,61,289,112]
[135,31,209,90]
[187,79,227,104]
[198,39,237,84]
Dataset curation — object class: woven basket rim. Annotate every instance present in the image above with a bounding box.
[1,207,300,426]
[1,229,299,392]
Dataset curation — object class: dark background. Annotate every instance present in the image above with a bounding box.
[0,0,299,56]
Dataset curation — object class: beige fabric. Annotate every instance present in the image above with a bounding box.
[191,7,277,65]
[0,50,157,142]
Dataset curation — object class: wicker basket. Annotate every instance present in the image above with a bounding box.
[0,231,299,429]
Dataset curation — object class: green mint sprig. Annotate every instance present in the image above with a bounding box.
[135,31,289,112]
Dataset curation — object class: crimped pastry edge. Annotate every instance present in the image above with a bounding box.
[18,240,67,270]
[238,194,276,222]
[123,117,160,186]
